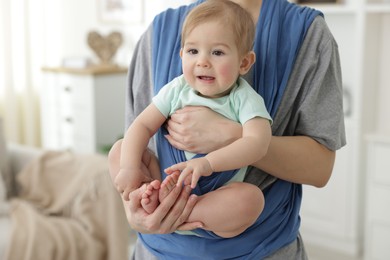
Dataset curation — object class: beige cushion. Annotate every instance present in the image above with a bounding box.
[0,118,12,198]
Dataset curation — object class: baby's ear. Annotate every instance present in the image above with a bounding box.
[239,51,256,75]
[180,48,184,58]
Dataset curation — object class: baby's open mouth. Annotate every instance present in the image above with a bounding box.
[198,76,215,80]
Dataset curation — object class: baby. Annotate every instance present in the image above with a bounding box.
[111,0,272,238]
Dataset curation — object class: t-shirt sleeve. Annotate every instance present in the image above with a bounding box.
[296,18,345,151]
[275,17,346,151]
[125,25,154,130]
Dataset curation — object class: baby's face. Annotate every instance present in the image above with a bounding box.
[180,21,242,98]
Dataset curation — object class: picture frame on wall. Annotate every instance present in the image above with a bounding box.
[98,0,144,24]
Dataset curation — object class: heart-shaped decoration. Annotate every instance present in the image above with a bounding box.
[87,31,123,64]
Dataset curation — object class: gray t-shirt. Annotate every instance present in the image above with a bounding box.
[125,15,345,260]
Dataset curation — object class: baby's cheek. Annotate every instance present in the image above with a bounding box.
[182,65,191,78]
[219,66,237,82]
[182,66,194,84]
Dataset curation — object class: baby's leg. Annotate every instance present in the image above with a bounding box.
[187,182,264,238]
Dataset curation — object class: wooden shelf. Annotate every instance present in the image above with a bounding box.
[41,65,128,75]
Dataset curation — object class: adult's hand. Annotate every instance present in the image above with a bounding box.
[124,183,203,234]
[165,106,242,154]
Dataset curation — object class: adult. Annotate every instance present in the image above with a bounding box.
[108,0,345,259]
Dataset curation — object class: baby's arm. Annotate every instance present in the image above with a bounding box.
[207,117,271,171]
[115,103,166,200]
[165,117,271,188]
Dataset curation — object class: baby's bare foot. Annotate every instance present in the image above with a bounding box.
[141,180,161,214]
[159,171,180,202]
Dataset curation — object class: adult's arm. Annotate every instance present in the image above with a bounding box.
[254,136,334,187]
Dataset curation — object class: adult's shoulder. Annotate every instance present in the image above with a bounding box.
[305,15,338,49]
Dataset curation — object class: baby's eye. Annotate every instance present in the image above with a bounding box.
[187,49,198,55]
[212,50,224,56]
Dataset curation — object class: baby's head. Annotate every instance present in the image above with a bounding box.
[181,0,255,57]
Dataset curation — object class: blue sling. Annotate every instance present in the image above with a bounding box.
[139,0,322,259]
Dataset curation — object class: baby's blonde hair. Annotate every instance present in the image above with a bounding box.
[181,0,255,56]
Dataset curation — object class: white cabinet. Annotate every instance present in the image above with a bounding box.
[41,66,127,154]
[296,0,390,258]
[365,136,390,260]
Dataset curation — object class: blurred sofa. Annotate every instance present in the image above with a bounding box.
[0,118,131,260]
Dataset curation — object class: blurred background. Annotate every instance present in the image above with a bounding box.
[0,0,389,259]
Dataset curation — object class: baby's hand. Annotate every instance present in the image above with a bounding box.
[165,157,213,189]
[115,168,151,201]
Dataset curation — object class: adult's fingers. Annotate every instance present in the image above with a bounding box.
[159,185,196,233]
[172,106,204,115]
[164,133,187,151]
[177,220,203,231]
[149,184,185,233]
[126,188,154,233]
[126,183,197,234]
[126,186,177,234]
[175,193,202,231]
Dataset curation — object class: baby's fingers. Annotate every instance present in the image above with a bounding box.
[184,175,192,186]
[165,162,186,174]
[177,167,193,187]
[191,174,201,189]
